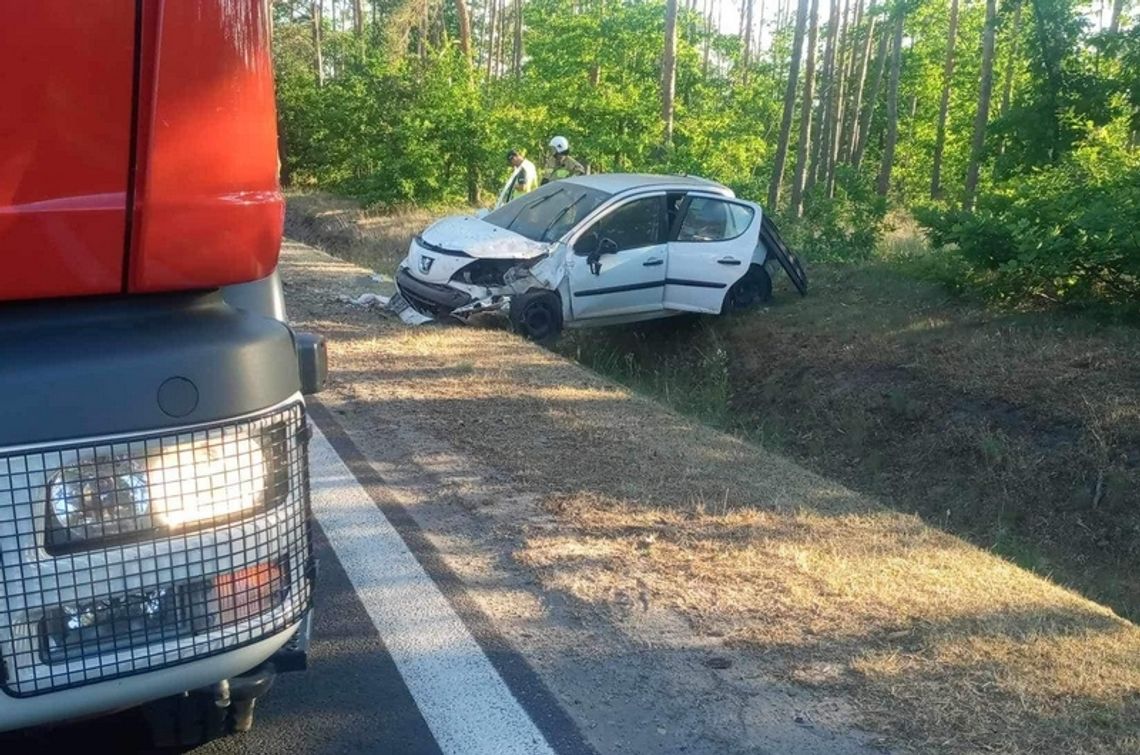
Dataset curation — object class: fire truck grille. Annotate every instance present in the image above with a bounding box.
[0,402,314,697]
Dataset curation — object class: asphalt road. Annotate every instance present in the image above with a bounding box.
[0,408,592,755]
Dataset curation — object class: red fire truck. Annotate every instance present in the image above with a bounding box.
[0,1,322,745]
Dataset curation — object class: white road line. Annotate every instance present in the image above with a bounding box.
[308,425,557,755]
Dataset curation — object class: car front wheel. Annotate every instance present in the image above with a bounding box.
[510,290,563,342]
[722,264,772,313]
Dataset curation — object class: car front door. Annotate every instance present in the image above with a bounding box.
[664,194,763,313]
[566,194,668,320]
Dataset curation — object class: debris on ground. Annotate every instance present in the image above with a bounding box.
[386,292,433,325]
[337,292,391,308]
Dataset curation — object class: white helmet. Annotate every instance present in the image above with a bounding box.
[549,135,570,155]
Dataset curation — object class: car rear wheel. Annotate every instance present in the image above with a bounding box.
[723,264,772,313]
[510,290,563,342]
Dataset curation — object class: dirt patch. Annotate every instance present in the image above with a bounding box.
[280,224,1140,755]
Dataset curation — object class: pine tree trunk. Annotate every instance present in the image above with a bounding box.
[353,0,364,38]
[313,1,324,85]
[431,0,444,49]
[810,0,840,192]
[846,2,876,164]
[876,7,904,196]
[853,19,887,169]
[486,0,497,77]
[1000,0,1022,117]
[758,0,767,57]
[964,0,997,210]
[838,0,866,165]
[1029,0,1062,110]
[743,0,755,84]
[826,0,852,196]
[768,0,811,209]
[1109,0,1124,33]
[930,0,959,199]
[740,0,749,49]
[455,0,474,63]
[792,0,821,216]
[703,0,713,76]
[663,0,679,145]
[513,0,523,76]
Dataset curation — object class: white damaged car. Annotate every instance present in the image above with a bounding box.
[393,173,807,340]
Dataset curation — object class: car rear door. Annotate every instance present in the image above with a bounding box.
[664,194,763,314]
[566,194,668,320]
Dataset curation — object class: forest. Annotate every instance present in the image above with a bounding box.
[271,0,1140,311]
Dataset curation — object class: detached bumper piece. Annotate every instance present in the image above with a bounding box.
[0,402,315,698]
[396,268,472,318]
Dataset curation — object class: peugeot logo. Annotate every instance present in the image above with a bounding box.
[419,255,434,274]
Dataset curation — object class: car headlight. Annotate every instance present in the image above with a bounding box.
[45,424,287,553]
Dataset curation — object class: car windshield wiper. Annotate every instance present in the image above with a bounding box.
[503,190,558,234]
[540,193,588,242]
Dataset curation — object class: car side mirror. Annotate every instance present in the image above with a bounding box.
[599,237,619,255]
[576,231,599,255]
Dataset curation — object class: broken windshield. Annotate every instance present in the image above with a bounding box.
[484,182,611,243]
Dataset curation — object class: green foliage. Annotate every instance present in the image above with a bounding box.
[273,0,1140,312]
[918,127,1140,308]
[780,168,888,262]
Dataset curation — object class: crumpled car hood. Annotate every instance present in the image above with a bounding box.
[421,215,550,260]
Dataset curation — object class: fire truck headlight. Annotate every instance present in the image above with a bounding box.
[47,460,153,537]
[45,424,283,551]
[147,430,267,527]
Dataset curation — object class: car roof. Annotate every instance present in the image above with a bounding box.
[562,172,734,196]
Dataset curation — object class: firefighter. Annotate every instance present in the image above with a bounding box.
[507,149,538,199]
[541,135,586,184]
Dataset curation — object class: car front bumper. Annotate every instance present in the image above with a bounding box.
[395,267,474,318]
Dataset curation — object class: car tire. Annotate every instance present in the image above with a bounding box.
[723,264,772,313]
[510,290,563,342]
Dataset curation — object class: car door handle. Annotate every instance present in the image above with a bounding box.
[717,257,742,266]
[643,258,664,267]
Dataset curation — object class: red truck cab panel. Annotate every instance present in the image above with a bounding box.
[0,2,135,301]
[128,0,283,293]
[0,1,283,303]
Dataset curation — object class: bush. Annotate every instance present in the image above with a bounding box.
[918,130,1140,309]
[776,168,888,263]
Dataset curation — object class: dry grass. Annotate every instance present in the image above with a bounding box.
[281,197,1140,754]
[284,191,459,275]
[519,496,1140,754]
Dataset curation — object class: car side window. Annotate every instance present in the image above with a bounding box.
[574,196,663,254]
[676,197,755,242]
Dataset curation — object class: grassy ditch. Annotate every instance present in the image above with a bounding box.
[556,263,1140,623]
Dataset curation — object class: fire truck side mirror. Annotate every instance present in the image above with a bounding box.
[295,331,328,395]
